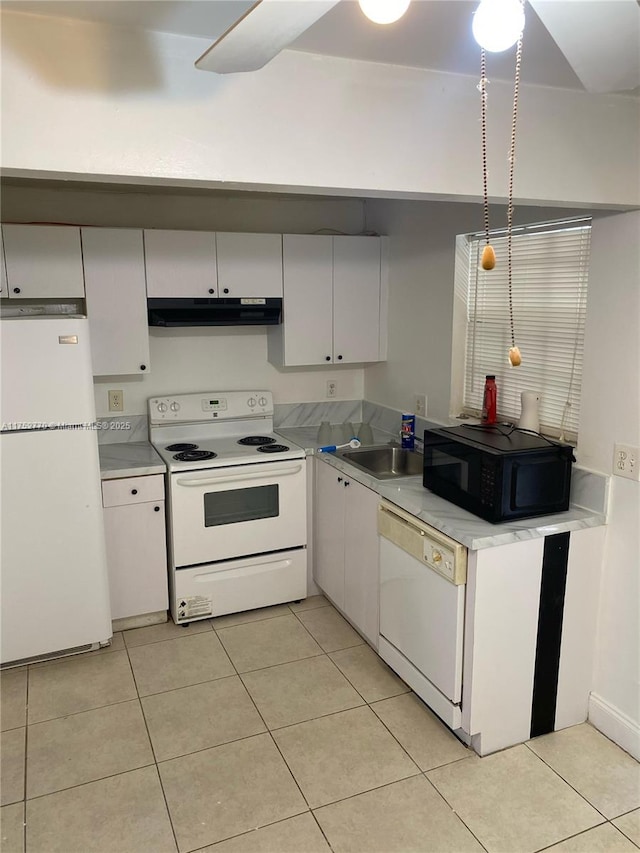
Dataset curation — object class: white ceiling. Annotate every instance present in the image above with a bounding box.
[4,0,638,92]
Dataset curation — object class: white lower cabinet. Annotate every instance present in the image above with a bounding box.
[314,460,379,646]
[101,474,168,621]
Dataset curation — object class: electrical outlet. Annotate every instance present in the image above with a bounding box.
[414,394,428,417]
[108,390,124,412]
[326,380,337,398]
[613,443,640,481]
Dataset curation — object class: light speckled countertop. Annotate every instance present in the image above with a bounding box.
[99,442,166,480]
[276,426,607,551]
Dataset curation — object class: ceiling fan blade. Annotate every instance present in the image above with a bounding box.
[528,0,640,94]
[195,0,342,74]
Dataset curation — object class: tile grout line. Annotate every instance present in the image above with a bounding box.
[532,822,624,853]
[420,772,490,853]
[522,740,611,822]
[23,666,30,852]
[124,635,181,853]
[22,761,159,804]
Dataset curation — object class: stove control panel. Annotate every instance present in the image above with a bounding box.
[149,391,274,423]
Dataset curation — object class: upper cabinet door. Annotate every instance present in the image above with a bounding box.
[281,235,333,366]
[144,230,217,298]
[333,236,382,364]
[82,228,150,376]
[216,233,283,298]
[2,225,85,299]
[0,229,6,295]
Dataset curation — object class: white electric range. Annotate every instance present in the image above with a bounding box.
[149,391,307,624]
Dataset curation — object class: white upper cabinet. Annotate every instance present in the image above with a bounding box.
[333,236,382,364]
[278,234,334,366]
[0,229,6,295]
[216,232,283,298]
[269,234,387,367]
[2,225,85,299]
[144,229,217,298]
[82,228,150,376]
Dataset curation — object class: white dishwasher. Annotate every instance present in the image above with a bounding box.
[377,500,467,730]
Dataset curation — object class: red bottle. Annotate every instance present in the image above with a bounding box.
[481,375,497,424]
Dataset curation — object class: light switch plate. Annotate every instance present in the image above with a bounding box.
[414,394,428,417]
[613,443,639,481]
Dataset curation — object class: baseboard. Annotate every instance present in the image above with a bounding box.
[112,610,168,632]
[588,692,640,760]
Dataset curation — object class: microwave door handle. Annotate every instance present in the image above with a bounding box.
[175,464,303,488]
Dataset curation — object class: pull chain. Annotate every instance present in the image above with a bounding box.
[508,20,524,367]
[479,50,495,271]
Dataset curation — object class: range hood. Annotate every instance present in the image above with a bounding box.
[148,297,282,327]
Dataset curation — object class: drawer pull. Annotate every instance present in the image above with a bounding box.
[154,506,160,512]
[131,489,138,495]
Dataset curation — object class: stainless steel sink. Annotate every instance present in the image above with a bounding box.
[337,444,423,479]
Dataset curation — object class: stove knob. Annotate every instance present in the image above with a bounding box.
[170,402,181,412]
[248,397,257,408]
[157,402,168,413]
[258,396,268,408]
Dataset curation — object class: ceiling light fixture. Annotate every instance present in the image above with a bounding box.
[358,0,411,25]
[472,0,525,52]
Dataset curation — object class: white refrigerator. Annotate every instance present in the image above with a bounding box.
[0,315,112,665]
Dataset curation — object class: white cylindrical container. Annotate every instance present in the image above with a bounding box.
[519,391,541,433]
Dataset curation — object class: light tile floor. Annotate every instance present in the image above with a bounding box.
[1,596,639,853]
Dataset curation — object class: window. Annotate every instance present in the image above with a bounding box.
[453,218,591,439]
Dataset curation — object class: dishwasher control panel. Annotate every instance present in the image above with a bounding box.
[423,540,459,582]
[378,500,467,585]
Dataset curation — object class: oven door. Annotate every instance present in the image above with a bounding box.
[169,460,306,568]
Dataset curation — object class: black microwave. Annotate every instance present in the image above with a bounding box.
[422,425,575,523]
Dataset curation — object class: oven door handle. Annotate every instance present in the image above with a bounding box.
[175,464,303,488]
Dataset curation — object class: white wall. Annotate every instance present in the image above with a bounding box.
[0,184,367,416]
[578,211,640,754]
[1,11,638,208]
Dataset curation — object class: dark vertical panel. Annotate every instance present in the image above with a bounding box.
[530,532,570,738]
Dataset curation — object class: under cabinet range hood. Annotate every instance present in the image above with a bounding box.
[147,297,282,327]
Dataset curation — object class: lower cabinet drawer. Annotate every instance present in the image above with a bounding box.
[102,473,164,507]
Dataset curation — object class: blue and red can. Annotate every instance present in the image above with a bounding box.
[401,413,415,449]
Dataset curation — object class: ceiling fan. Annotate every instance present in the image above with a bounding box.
[195,0,640,95]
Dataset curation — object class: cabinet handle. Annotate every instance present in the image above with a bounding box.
[325,356,331,361]
[337,477,343,483]
[140,364,146,371]
[208,288,214,294]
[223,288,230,294]
[344,481,350,487]
[13,287,20,294]
[131,489,138,495]
[154,506,160,511]
[337,355,343,361]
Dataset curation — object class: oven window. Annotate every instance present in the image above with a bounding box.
[203,485,279,527]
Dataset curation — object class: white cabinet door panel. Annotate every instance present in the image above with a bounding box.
[144,229,217,298]
[216,232,283,298]
[3,224,84,298]
[282,234,333,365]
[333,236,381,364]
[83,228,150,376]
[103,499,168,621]
[344,480,380,647]
[314,460,346,608]
[0,229,6,295]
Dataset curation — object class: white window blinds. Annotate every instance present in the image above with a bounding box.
[460,219,591,438]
